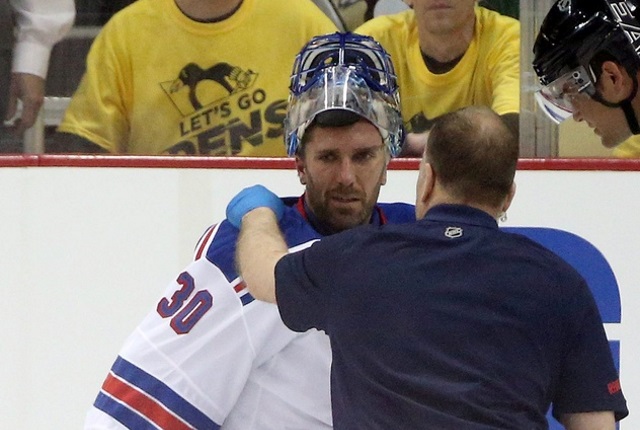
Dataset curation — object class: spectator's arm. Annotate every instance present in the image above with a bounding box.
[501,112,519,137]
[11,0,76,78]
[6,0,75,131]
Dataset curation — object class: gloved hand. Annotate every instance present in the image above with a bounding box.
[226,184,285,228]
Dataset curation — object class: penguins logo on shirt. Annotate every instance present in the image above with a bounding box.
[165,62,258,114]
[160,60,287,155]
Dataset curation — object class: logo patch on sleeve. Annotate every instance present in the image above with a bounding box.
[608,379,622,395]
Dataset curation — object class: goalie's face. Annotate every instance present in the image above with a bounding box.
[296,118,388,233]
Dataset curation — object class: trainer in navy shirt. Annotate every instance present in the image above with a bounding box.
[276,203,627,429]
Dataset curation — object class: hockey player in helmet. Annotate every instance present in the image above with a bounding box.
[533,0,640,148]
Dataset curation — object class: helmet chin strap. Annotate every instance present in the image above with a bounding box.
[592,74,640,134]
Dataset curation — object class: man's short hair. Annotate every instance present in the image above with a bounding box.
[426,106,518,207]
[298,111,384,158]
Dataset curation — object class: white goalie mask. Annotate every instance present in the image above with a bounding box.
[284,32,404,157]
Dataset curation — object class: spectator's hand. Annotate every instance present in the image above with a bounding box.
[400,132,429,157]
[5,72,45,134]
[226,185,285,228]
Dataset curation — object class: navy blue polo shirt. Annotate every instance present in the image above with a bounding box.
[275,204,628,429]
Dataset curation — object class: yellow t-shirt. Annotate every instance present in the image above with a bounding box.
[613,135,640,158]
[356,6,520,132]
[58,0,337,155]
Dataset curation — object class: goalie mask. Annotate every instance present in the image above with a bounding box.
[285,32,404,157]
[532,0,640,126]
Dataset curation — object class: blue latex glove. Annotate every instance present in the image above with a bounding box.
[226,185,285,228]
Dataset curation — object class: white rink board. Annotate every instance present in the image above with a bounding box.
[0,165,638,429]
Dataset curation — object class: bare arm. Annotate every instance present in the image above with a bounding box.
[399,131,429,157]
[560,411,615,430]
[236,207,288,304]
[7,0,75,131]
[501,112,519,138]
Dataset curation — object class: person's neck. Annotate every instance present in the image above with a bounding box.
[427,195,502,221]
[174,0,243,22]
[416,20,474,64]
[632,82,640,132]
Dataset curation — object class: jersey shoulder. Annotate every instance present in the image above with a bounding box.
[379,202,416,224]
[197,199,322,282]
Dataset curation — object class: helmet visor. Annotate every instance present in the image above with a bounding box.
[285,65,403,156]
[534,66,595,123]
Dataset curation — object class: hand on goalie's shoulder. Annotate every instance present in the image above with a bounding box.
[226,184,285,228]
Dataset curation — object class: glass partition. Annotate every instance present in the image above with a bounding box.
[13,0,628,158]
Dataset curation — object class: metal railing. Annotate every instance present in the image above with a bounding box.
[22,96,70,154]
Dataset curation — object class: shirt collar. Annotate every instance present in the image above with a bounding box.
[424,204,498,229]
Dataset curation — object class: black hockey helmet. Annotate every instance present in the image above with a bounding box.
[532,0,640,123]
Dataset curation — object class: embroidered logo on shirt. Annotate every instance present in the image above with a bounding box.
[608,379,622,395]
[444,227,463,238]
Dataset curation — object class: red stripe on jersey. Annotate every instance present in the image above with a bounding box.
[296,196,308,221]
[376,206,388,225]
[195,225,216,261]
[102,373,192,430]
[234,281,246,293]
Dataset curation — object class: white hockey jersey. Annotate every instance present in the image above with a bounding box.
[85,197,415,429]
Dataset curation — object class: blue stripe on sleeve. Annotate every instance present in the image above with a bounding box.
[94,392,158,430]
[240,293,254,306]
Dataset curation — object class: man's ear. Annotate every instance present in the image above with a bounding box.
[419,162,435,205]
[295,155,307,185]
[599,61,632,101]
[502,182,516,213]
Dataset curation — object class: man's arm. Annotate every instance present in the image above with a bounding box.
[227,185,287,304]
[560,411,615,430]
[501,112,519,138]
[399,131,429,157]
[236,208,287,304]
[11,0,75,78]
[7,0,75,132]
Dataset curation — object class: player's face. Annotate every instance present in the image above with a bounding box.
[409,0,476,35]
[297,118,388,232]
[571,93,633,148]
